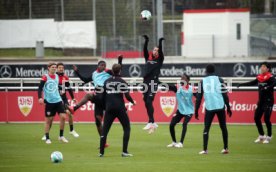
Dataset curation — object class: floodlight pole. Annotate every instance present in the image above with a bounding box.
[156,0,163,40]
[132,0,136,48]
[112,0,116,39]
[61,0,64,21]
[29,0,32,19]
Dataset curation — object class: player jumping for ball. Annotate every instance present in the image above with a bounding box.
[142,35,165,133]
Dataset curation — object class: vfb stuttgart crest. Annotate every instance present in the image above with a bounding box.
[18,96,33,117]
[160,96,176,117]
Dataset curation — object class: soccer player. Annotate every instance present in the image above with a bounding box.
[99,64,135,157]
[166,74,196,148]
[195,64,232,154]
[38,62,68,144]
[69,56,123,144]
[237,62,275,144]
[142,35,165,132]
[56,62,79,137]
[41,62,79,140]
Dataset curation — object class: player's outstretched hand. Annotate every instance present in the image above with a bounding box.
[38,98,44,105]
[227,109,232,117]
[159,37,165,42]
[142,35,149,40]
[72,65,78,71]
[118,54,123,63]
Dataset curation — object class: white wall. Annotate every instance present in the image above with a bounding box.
[0,19,97,49]
[182,9,250,58]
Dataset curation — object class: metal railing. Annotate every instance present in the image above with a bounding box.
[0,77,263,91]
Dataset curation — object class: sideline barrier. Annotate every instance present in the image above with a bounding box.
[0,90,275,123]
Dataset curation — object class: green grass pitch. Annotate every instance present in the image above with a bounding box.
[0,124,275,172]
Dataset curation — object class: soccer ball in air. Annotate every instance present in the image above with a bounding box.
[50,151,63,163]
[141,10,152,21]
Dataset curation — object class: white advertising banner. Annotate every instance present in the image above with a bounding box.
[0,19,97,49]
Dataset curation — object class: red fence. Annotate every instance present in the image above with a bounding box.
[0,91,275,123]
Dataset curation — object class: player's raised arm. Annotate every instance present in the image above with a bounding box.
[73,65,93,84]
[143,35,149,61]
[118,54,123,66]
[158,37,165,62]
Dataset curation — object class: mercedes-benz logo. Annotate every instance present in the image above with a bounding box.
[129,64,142,77]
[0,65,12,78]
[233,63,246,77]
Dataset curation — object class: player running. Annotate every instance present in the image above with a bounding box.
[38,62,69,144]
[99,64,135,157]
[68,56,123,146]
[142,35,165,132]
[195,64,232,154]
[237,62,275,144]
[166,74,196,148]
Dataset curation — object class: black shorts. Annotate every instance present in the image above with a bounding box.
[91,92,105,117]
[62,97,69,109]
[45,101,65,117]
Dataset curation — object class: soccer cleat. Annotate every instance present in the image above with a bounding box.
[254,135,266,143]
[143,123,153,130]
[175,142,183,148]
[263,136,272,144]
[167,142,178,148]
[148,123,158,134]
[59,136,69,143]
[121,152,133,157]
[221,149,229,154]
[98,154,104,157]
[69,130,79,138]
[148,126,156,134]
[46,139,52,144]
[67,106,75,115]
[41,135,46,141]
[199,150,208,155]
[153,123,158,128]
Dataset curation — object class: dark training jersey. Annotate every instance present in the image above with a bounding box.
[103,75,134,111]
[143,38,164,83]
[56,72,74,100]
[239,72,276,105]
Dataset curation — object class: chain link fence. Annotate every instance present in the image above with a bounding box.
[0,0,275,57]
